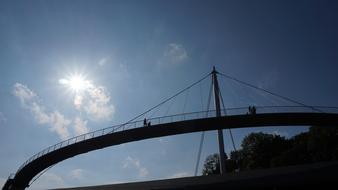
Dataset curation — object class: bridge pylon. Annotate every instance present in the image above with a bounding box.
[211,66,227,175]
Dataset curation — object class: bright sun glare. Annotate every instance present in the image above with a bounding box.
[69,75,86,92]
[60,74,89,93]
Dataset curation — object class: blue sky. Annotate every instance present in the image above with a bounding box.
[1,0,338,189]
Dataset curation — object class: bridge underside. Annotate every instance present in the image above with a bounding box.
[53,161,338,190]
[6,113,338,189]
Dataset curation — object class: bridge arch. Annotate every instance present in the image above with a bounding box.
[4,111,338,189]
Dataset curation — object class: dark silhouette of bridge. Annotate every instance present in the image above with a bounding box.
[3,68,338,190]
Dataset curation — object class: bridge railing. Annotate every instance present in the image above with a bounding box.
[16,106,338,173]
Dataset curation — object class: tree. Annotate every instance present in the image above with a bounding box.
[271,132,310,166]
[240,132,289,169]
[307,126,338,161]
[202,153,227,175]
[202,127,338,174]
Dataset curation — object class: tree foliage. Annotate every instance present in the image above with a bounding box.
[202,126,338,175]
[202,153,221,175]
[240,132,289,169]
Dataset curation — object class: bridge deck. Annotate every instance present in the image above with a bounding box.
[5,112,338,189]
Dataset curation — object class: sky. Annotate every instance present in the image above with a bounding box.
[0,0,338,189]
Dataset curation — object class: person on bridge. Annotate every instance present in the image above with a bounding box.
[247,106,252,115]
[247,106,256,115]
[148,121,151,127]
[252,106,256,114]
[248,106,257,115]
[144,118,147,127]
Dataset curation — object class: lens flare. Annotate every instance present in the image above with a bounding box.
[59,74,89,93]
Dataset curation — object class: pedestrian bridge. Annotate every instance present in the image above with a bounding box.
[3,106,338,190]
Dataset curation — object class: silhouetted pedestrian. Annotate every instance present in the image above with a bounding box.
[148,121,151,127]
[248,106,256,115]
[248,106,252,114]
[143,118,147,127]
[252,106,256,115]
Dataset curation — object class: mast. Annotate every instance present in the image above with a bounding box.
[211,66,226,175]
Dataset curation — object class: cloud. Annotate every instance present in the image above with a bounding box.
[69,169,85,180]
[73,95,83,110]
[13,83,71,138]
[13,83,71,140]
[123,156,149,178]
[160,43,188,65]
[12,83,37,103]
[30,102,50,124]
[13,81,115,141]
[49,111,71,140]
[0,112,7,123]
[84,86,115,121]
[110,180,126,184]
[98,57,109,66]
[58,78,115,121]
[158,138,169,144]
[270,130,289,138]
[30,172,65,190]
[168,171,190,179]
[73,117,89,136]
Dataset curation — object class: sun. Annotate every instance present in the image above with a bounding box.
[69,75,86,92]
[59,74,89,93]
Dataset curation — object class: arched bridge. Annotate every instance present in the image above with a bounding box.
[3,106,338,190]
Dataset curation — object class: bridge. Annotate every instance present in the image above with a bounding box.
[3,68,338,189]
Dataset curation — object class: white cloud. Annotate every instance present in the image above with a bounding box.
[30,102,51,124]
[73,117,89,135]
[58,78,69,85]
[30,172,65,190]
[158,138,169,144]
[271,130,289,138]
[13,79,115,140]
[69,169,85,180]
[49,111,71,140]
[163,43,188,64]
[164,43,188,63]
[168,171,190,179]
[73,95,83,110]
[0,112,7,123]
[13,83,37,104]
[139,167,149,178]
[84,86,115,121]
[13,83,71,140]
[98,57,109,66]
[110,180,126,184]
[59,78,115,121]
[123,156,149,178]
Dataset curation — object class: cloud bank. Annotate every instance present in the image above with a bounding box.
[69,168,85,180]
[123,156,149,178]
[58,78,115,121]
[13,83,90,140]
[159,43,188,65]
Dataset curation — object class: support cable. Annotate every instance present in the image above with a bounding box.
[164,99,175,116]
[194,77,213,176]
[219,89,237,153]
[218,72,323,113]
[218,74,240,171]
[27,74,212,186]
[182,90,190,114]
[199,82,205,111]
[123,73,211,125]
